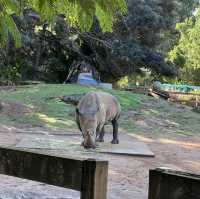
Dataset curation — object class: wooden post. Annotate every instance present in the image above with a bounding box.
[81,159,108,199]
[148,168,200,199]
[195,95,198,108]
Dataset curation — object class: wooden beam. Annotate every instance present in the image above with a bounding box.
[81,159,108,199]
[0,146,83,191]
[0,146,108,199]
[148,168,200,199]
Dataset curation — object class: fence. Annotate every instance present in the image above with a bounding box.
[148,168,200,199]
[0,146,108,199]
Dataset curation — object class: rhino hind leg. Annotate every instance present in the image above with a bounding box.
[111,119,119,144]
[96,126,105,142]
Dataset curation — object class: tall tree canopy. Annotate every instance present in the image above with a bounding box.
[168,9,200,85]
[89,0,200,80]
[1,0,199,84]
[0,0,127,47]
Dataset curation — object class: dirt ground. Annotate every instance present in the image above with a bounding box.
[0,94,199,199]
[0,128,199,199]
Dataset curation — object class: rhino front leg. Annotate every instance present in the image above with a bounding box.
[111,119,119,144]
[96,126,105,142]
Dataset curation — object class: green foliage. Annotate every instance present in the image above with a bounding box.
[116,72,153,88]
[0,64,21,83]
[156,0,199,56]
[117,76,129,88]
[2,0,198,83]
[0,0,21,47]
[178,0,200,18]
[168,9,200,84]
[0,0,127,46]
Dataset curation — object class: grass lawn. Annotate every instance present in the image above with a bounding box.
[0,84,199,136]
[0,84,141,130]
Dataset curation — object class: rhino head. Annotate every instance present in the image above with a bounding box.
[77,109,98,149]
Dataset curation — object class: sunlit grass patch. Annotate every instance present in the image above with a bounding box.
[36,113,76,128]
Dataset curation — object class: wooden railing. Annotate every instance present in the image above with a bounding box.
[148,168,200,199]
[0,146,108,199]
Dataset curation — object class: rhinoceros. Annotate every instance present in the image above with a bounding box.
[75,91,121,149]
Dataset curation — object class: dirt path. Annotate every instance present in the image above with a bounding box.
[108,131,200,199]
[0,126,199,199]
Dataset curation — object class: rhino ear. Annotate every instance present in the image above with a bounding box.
[76,107,83,116]
[76,107,84,116]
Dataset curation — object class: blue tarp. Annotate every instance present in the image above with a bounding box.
[77,73,98,86]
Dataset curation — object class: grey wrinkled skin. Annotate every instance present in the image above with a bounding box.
[75,91,121,149]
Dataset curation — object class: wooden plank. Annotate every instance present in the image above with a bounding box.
[14,133,154,157]
[149,90,169,99]
[0,146,83,191]
[148,168,200,199]
[124,86,148,94]
[167,91,200,97]
[99,133,154,157]
[81,159,108,199]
